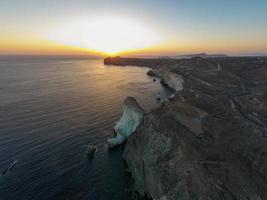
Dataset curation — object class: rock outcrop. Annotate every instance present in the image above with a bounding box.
[106,57,267,199]
[108,97,145,148]
[147,69,184,92]
[86,144,97,158]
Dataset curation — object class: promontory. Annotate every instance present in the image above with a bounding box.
[105,56,267,200]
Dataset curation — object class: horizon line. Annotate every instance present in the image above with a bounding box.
[1,53,267,58]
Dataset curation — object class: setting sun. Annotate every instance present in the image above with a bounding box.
[45,17,160,55]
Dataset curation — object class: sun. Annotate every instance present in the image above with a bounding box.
[45,16,160,55]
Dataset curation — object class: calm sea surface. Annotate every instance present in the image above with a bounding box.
[0,56,171,200]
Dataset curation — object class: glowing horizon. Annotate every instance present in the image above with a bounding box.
[44,17,160,55]
[1,0,267,56]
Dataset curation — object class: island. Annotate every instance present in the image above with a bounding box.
[104,56,267,200]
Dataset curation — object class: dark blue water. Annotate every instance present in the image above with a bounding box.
[0,56,171,200]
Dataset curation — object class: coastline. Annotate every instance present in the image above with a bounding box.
[105,56,267,199]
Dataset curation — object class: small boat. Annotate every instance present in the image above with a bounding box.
[2,160,17,175]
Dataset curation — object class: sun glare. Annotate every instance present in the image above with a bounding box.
[45,17,160,55]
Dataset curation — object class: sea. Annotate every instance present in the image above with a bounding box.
[0,56,172,200]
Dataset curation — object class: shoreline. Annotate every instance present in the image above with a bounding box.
[105,56,267,199]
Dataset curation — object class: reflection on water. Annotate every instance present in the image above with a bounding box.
[0,57,172,200]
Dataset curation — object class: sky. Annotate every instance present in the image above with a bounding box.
[1,0,267,56]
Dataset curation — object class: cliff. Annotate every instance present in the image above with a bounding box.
[108,97,145,148]
[106,57,267,199]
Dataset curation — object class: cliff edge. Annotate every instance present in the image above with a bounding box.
[106,57,267,199]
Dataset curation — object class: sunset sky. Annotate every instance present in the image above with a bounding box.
[1,0,267,56]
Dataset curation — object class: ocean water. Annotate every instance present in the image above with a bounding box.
[0,56,172,200]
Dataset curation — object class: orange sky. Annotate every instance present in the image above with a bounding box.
[0,35,99,56]
[1,0,267,57]
[2,36,267,57]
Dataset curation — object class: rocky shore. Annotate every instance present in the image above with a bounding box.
[105,56,267,200]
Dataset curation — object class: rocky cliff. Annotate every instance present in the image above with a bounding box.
[108,97,145,148]
[105,57,267,199]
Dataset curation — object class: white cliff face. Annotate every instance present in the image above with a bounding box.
[162,71,183,91]
[108,97,145,148]
[149,69,184,92]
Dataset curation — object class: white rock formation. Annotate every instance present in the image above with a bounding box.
[108,97,145,148]
[148,69,184,92]
[159,70,184,91]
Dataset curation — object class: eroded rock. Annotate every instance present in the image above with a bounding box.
[147,69,184,92]
[107,97,145,148]
[86,145,97,158]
